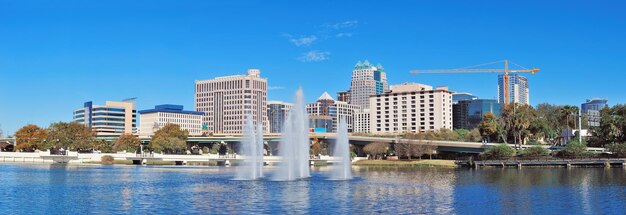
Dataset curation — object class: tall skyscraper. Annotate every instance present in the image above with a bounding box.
[350,60,389,109]
[581,98,608,127]
[498,74,529,105]
[73,99,137,136]
[267,101,292,133]
[194,69,268,135]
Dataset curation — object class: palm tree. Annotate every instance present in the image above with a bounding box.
[560,105,579,144]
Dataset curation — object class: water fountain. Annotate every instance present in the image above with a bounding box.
[330,117,352,180]
[235,116,264,180]
[273,88,311,181]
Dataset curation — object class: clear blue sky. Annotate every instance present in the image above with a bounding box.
[1,0,625,135]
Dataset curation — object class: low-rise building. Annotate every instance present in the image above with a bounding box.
[369,83,453,134]
[453,99,500,130]
[139,105,204,137]
[73,99,137,137]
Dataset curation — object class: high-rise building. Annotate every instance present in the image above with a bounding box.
[369,83,453,134]
[73,99,137,136]
[581,98,608,127]
[350,60,389,109]
[194,69,268,135]
[306,92,360,132]
[498,74,529,105]
[267,101,292,133]
[139,105,204,137]
[453,99,500,130]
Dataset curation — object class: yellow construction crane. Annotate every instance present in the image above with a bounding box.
[409,60,539,105]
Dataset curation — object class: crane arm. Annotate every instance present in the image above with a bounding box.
[409,68,539,74]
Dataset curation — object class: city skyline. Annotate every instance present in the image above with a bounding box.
[2,1,625,134]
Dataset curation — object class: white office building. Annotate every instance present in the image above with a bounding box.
[354,109,371,133]
[194,69,268,135]
[73,99,137,136]
[369,83,453,134]
[139,105,203,137]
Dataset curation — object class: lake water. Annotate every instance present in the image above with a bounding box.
[1,163,625,214]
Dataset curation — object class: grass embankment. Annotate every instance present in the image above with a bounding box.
[353,159,457,168]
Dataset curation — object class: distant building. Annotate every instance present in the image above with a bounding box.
[194,69,268,135]
[267,101,292,133]
[350,60,389,109]
[337,90,351,103]
[498,74,529,105]
[73,99,137,136]
[306,92,360,132]
[139,105,203,137]
[453,99,500,130]
[452,92,478,104]
[369,83,453,134]
[581,98,608,127]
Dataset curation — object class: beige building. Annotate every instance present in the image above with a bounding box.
[73,99,136,137]
[369,83,453,134]
[194,69,268,135]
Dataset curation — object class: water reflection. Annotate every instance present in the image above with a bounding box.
[1,164,626,214]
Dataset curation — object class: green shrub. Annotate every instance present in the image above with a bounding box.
[202,146,210,154]
[481,144,516,160]
[101,155,115,165]
[210,144,220,154]
[606,143,626,158]
[521,146,549,158]
[555,142,589,158]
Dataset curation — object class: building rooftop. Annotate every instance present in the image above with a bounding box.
[139,104,204,115]
[317,92,335,101]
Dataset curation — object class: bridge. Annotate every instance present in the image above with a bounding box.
[2,134,607,155]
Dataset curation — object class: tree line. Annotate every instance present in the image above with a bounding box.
[13,122,189,154]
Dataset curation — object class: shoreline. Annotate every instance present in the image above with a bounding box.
[352,159,457,168]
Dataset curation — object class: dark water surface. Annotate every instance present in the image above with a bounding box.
[1,163,625,214]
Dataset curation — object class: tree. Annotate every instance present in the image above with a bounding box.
[14,124,48,152]
[363,142,389,160]
[465,129,482,142]
[93,139,114,153]
[395,140,422,160]
[46,122,95,151]
[114,133,140,152]
[481,144,516,160]
[478,112,499,142]
[149,124,189,154]
[559,105,579,143]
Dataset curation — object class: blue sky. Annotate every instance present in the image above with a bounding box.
[1,0,625,135]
